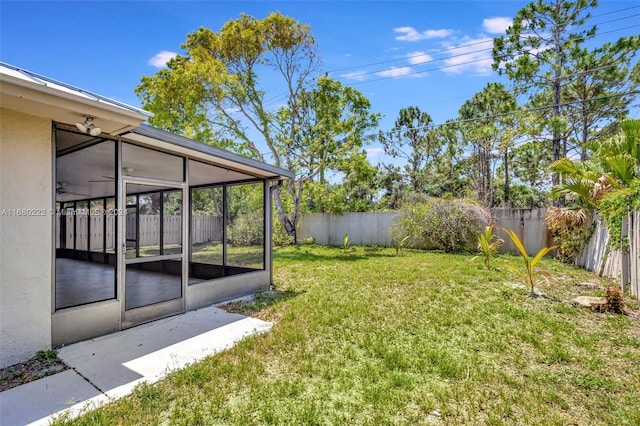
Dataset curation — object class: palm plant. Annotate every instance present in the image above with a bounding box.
[551,119,640,207]
[503,228,556,297]
[476,225,503,269]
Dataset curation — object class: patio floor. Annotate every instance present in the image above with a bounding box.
[0,304,272,425]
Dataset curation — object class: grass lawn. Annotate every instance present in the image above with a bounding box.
[134,243,264,268]
[55,246,639,425]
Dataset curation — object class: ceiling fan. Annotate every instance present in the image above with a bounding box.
[88,175,115,183]
[56,182,89,200]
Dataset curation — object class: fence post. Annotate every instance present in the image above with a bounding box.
[621,215,629,294]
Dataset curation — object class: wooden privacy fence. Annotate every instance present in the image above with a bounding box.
[628,211,640,298]
[57,214,223,249]
[576,210,640,298]
[190,215,223,244]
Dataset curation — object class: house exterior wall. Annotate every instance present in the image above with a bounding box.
[0,108,53,368]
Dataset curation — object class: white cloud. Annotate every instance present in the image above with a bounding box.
[344,53,352,57]
[442,36,494,75]
[482,17,513,34]
[406,51,433,65]
[366,147,385,159]
[148,50,178,68]
[375,66,415,78]
[340,70,368,81]
[394,26,454,41]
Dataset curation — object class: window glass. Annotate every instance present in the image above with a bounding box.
[163,190,183,255]
[75,201,89,251]
[190,187,224,267]
[90,199,105,252]
[122,143,184,182]
[226,183,264,269]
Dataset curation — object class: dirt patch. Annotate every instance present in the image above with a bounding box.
[218,289,299,321]
[0,350,68,392]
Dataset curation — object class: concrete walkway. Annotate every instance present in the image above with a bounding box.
[0,305,272,426]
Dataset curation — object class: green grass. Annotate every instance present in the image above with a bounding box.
[54,246,640,425]
[133,242,264,268]
[191,242,264,268]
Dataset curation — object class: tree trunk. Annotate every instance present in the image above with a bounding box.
[272,188,297,243]
[581,100,589,161]
[503,149,510,206]
[552,19,563,190]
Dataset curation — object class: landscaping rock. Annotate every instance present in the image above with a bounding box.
[572,296,607,309]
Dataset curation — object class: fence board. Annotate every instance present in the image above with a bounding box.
[630,211,639,298]
[59,214,222,250]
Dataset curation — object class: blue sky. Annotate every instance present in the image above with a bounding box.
[1,1,639,163]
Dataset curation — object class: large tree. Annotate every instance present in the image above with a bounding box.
[275,76,380,237]
[563,39,640,160]
[459,83,518,207]
[492,0,599,185]
[136,13,378,242]
[378,107,440,193]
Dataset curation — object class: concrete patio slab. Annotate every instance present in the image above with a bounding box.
[0,370,100,426]
[0,304,272,426]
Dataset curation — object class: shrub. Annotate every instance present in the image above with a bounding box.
[228,210,263,246]
[598,181,640,250]
[546,207,593,264]
[272,219,294,246]
[389,197,490,252]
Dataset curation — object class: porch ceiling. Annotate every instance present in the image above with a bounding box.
[56,136,257,203]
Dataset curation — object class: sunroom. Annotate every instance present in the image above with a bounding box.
[0,62,292,367]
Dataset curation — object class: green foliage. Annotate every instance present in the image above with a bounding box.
[459,83,518,206]
[136,12,381,240]
[476,225,503,269]
[304,152,380,214]
[389,197,491,252]
[598,182,640,250]
[341,232,351,253]
[393,235,410,256]
[379,106,439,192]
[35,349,58,365]
[503,228,556,296]
[272,216,294,247]
[228,209,263,246]
[545,208,592,263]
[552,119,640,250]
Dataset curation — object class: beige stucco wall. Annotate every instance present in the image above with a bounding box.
[0,108,53,368]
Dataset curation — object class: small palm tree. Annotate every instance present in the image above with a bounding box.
[551,119,640,207]
[503,228,556,297]
[476,225,503,269]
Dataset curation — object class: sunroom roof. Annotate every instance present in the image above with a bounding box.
[0,62,150,118]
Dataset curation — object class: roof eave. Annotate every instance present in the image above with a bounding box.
[129,124,295,181]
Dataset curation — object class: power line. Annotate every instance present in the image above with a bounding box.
[343,24,640,86]
[234,7,640,112]
[325,6,639,78]
[375,90,640,138]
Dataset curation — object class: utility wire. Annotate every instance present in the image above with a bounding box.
[344,24,640,85]
[326,6,639,77]
[255,8,640,109]
[374,90,640,138]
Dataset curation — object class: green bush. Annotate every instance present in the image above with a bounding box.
[389,197,490,252]
[598,180,640,250]
[545,207,592,264]
[272,217,294,246]
[228,210,263,246]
